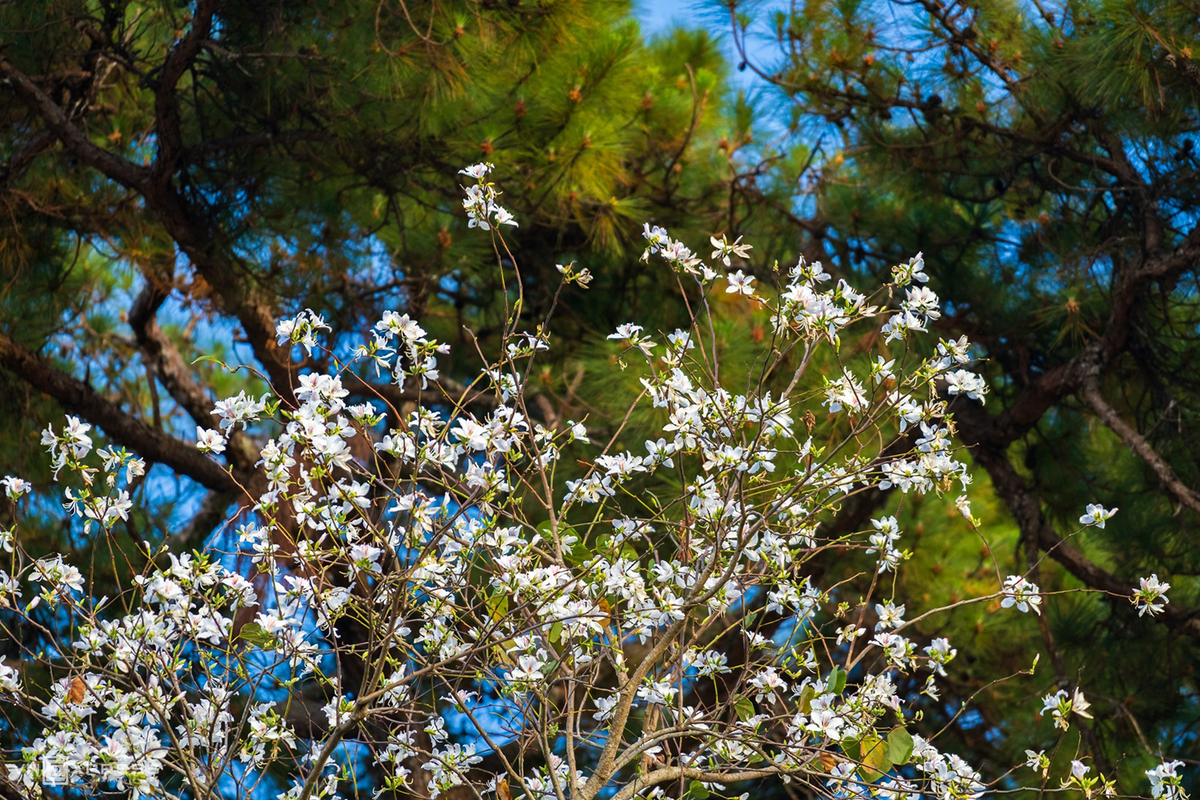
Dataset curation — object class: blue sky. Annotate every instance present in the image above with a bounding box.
[636,0,701,34]
[635,0,785,93]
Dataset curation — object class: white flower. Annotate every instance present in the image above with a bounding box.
[807,705,845,741]
[892,252,929,285]
[944,369,987,403]
[836,625,865,645]
[376,311,426,341]
[725,270,756,297]
[642,223,669,255]
[606,323,656,355]
[824,375,867,413]
[1,476,31,501]
[196,427,227,455]
[0,663,19,693]
[1079,503,1117,528]
[924,637,957,676]
[903,285,941,321]
[637,679,676,705]
[508,652,546,683]
[1040,688,1092,731]
[875,602,905,630]
[593,695,618,722]
[608,323,643,341]
[459,163,492,179]
[1133,574,1171,617]
[645,438,675,468]
[1001,575,1042,615]
[63,416,93,455]
[709,234,752,266]
[491,206,518,227]
[567,420,589,443]
[1071,687,1093,719]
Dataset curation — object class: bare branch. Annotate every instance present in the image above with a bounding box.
[128,281,260,478]
[955,399,1200,642]
[0,56,149,190]
[1079,377,1200,516]
[0,331,237,494]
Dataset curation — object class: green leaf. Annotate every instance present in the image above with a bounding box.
[886,727,913,765]
[734,696,756,722]
[689,781,710,800]
[486,590,509,622]
[826,666,847,695]
[565,539,591,567]
[238,622,276,648]
[549,622,563,644]
[859,734,892,781]
[798,684,816,714]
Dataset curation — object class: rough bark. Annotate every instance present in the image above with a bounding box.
[0,331,236,494]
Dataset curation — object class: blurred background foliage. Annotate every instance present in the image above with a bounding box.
[1,0,1199,797]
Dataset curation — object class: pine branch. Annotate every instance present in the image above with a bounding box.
[1080,376,1200,516]
[128,281,260,480]
[955,398,1200,642]
[0,331,237,494]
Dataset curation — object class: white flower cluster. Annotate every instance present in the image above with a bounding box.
[1133,573,1171,617]
[355,309,450,391]
[459,162,517,230]
[0,169,1161,800]
[1040,687,1093,731]
[1001,575,1042,615]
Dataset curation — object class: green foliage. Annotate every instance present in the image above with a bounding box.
[0,0,776,550]
[3,0,1199,794]
[720,0,1200,789]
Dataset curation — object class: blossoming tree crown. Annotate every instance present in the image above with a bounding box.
[0,164,1182,800]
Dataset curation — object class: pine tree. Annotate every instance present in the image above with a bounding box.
[0,0,753,550]
[726,0,1200,787]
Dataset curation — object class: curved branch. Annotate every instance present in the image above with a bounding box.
[0,56,148,189]
[0,51,298,407]
[1079,377,1200,516]
[148,0,218,185]
[955,399,1200,642]
[0,331,237,494]
[128,281,260,478]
